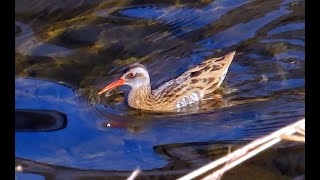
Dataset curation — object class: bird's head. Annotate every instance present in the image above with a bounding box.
[98,63,150,95]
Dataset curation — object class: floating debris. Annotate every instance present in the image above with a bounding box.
[15,165,23,172]
[260,74,269,82]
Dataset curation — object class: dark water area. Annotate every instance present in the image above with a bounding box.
[15,0,304,179]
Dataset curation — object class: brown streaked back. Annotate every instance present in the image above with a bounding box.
[151,51,236,106]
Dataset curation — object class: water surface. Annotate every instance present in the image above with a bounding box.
[15,0,304,179]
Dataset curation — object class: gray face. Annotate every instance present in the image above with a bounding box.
[122,67,150,88]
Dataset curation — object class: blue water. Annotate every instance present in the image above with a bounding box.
[15,0,304,178]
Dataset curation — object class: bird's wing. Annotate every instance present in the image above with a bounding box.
[152,51,236,104]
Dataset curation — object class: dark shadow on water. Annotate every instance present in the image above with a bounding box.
[15,109,67,132]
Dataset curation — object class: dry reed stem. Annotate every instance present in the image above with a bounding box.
[296,126,305,135]
[127,168,141,180]
[281,134,305,142]
[178,118,305,180]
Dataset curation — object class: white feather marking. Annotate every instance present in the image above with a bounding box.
[175,91,201,109]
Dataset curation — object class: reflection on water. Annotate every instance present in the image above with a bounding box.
[15,109,67,132]
[15,0,304,178]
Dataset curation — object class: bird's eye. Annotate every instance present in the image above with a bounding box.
[127,73,135,78]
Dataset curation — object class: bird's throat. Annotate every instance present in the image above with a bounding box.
[127,85,152,109]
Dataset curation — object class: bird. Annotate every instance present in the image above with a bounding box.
[98,51,236,112]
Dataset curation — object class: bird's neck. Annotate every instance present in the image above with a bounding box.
[127,85,152,109]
